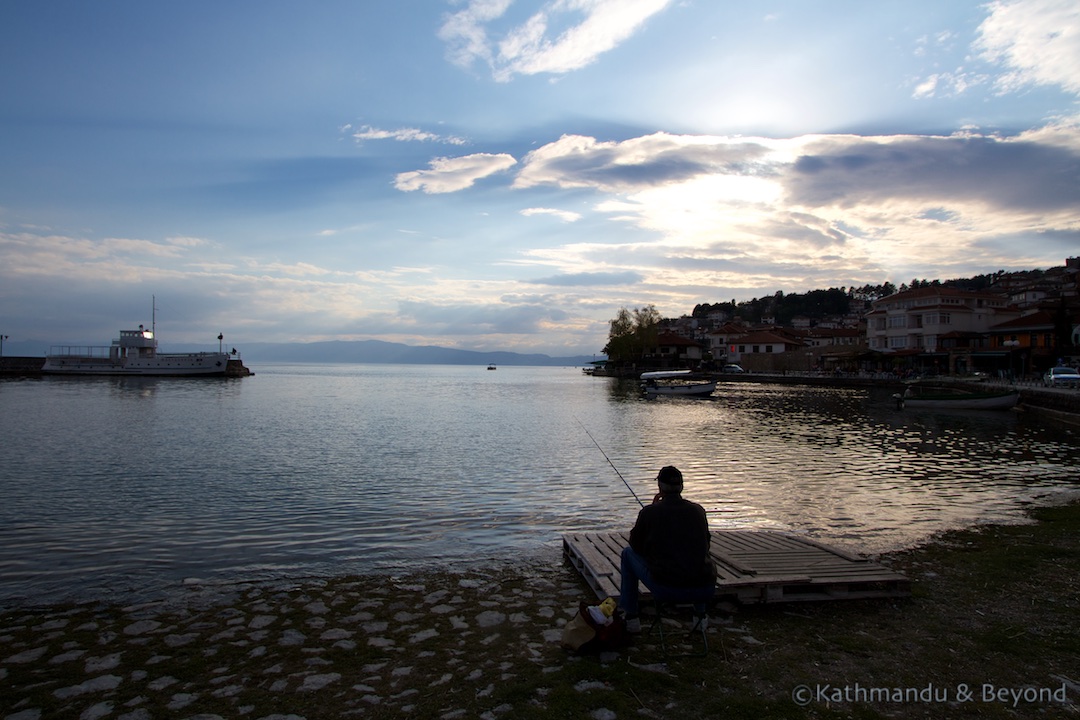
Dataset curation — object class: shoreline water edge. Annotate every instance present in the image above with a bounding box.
[2,497,1078,719]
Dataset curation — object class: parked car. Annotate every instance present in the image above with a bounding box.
[1043,366,1080,388]
[722,364,745,373]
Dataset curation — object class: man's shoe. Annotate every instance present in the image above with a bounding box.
[625,616,642,634]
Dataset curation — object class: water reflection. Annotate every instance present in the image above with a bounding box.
[0,366,1077,607]
[582,380,1078,555]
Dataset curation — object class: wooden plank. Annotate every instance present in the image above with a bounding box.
[563,529,910,605]
[779,534,869,563]
[708,536,758,575]
[590,534,626,597]
[563,537,618,600]
[565,535,615,578]
[716,573,812,587]
[714,531,800,553]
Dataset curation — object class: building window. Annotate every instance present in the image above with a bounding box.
[939,313,951,325]
[889,336,907,349]
[888,316,907,328]
[766,346,773,352]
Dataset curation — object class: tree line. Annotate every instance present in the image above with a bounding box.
[602,305,660,363]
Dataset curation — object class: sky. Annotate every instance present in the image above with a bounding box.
[1,0,1078,356]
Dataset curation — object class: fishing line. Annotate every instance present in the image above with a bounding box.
[575,418,645,508]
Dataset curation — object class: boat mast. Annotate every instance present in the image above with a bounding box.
[152,295,156,336]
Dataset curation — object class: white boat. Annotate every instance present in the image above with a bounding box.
[640,370,717,397]
[894,385,1019,410]
[43,325,231,376]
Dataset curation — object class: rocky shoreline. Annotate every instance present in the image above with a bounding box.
[3,500,1079,719]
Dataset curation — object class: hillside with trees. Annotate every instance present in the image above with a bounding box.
[689,271,1045,326]
[600,261,1078,372]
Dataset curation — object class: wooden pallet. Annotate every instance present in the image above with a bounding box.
[562,530,910,604]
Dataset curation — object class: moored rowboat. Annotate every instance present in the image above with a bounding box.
[895,387,1019,410]
[641,370,717,397]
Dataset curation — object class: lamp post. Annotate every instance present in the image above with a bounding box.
[0,334,7,359]
[1003,340,1019,382]
[218,333,224,354]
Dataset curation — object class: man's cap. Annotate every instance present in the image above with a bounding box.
[657,465,683,493]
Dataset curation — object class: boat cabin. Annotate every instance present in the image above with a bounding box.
[112,326,158,360]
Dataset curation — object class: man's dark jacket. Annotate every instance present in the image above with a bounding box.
[629,494,715,587]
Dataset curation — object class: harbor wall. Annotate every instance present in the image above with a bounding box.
[714,372,1080,423]
[0,355,253,377]
[0,356,45,374]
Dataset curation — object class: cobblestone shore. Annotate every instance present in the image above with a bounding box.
[1,560,705,719]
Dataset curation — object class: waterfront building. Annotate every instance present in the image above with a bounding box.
[865,287,1018,351]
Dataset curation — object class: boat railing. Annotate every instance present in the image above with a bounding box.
[47,345,113,358]
[155,351,226,358]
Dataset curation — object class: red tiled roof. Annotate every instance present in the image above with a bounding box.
[989,311,1055,331]
[655,332,705,347]
[882,286,1008,302]
[733,330,807,346]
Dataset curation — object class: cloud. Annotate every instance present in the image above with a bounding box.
[976,0,1080,95]
[494,122,1079,308]
[351,125,467,146]
[911,71,988,99]
[0,231,212,277]
[440,0,674,81]
[747,212,849,249]
[784,129,1080,214]
[525,270,644,286]
[438,0,512,70]
[520,206,582,222]
[394,153,518,193]
[514,132,775,192]
[914,0,1080,100]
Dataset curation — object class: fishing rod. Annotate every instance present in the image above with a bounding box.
[576,418,645,508]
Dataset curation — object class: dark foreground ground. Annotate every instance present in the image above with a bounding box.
[3,499,1079,720]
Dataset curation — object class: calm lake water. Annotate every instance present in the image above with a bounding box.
[2,364,1078,607]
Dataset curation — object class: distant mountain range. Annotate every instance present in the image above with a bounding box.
[234,340,596,366]
[2,338,599,367]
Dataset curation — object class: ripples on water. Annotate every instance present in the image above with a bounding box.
[1,365,1077,606]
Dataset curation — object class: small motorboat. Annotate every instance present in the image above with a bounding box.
[640,370,717,397]
[893,384,1019,411]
